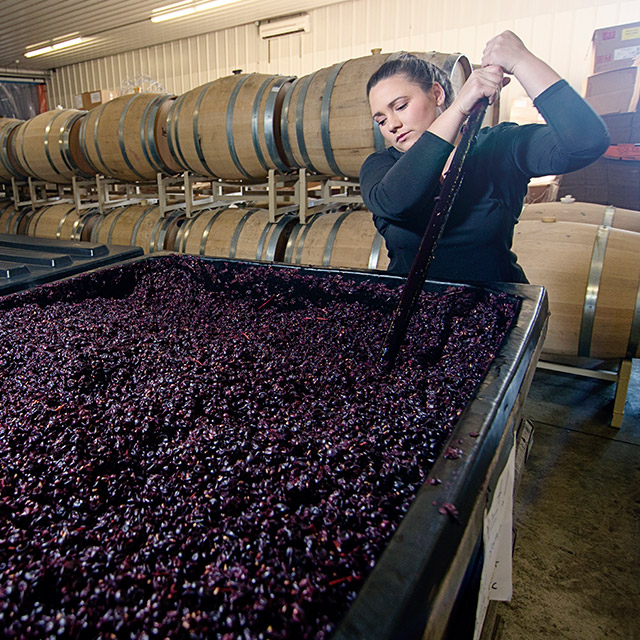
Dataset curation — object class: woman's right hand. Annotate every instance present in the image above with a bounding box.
[451,65,509,116]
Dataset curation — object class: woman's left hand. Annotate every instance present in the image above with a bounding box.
[481,30,531,76]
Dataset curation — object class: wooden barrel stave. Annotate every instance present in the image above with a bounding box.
[13,110,95,184]
[80,94,181,183]
[0,118,27,181]
[166,74,295,181]
[91,205,182,253]
[513,219,640,359]
[176,207,295,261]
[284,208,390,270]
[26,204,102,241]
[520,201,640,233]
[282,51,471,179]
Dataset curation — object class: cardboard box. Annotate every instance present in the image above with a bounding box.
[509,96,546,125]
[80,89,118,110]
[584,64,640,115]
[592,22,640,75]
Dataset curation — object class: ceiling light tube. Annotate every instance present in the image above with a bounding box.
[150,0,242,22]
[150,7,196,22]
[25,37,84,58]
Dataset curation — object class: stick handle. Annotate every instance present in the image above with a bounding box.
[380,99,489,370]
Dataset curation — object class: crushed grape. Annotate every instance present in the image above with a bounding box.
[0,254,519,639]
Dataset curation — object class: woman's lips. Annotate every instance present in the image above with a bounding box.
[396,132,409,144]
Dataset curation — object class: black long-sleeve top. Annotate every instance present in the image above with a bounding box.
[360,80,610,283]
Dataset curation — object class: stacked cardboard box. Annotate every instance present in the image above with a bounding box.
[558,112,640,211]
[73,89,119,111]
[585,22,640,116]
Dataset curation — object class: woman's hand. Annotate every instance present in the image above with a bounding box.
[450,65,509,115]
[481,30,531,75]
[480,30,562,100]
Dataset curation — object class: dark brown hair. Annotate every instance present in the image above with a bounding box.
[366,53,454,108]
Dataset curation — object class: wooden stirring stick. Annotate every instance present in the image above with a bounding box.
[380,98,489,371]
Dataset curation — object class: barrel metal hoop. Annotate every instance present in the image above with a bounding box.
[295,72,320,174]
[91,102,111,176]
[230,208,261,259]
[627,278,640,358]
[295,212,323,264]
[118,96,148,181]
[279,77,300,168]
[43,115,64,178]
[369,231,385,270]
[77,113,94,172]
[264,76,295,173]
[579,224,610,357]
[105,207,132,245]
[130,205,159,248]
[19,125,36,176]
[0,122,19,177]
[283,222,301,263]
[149,210,170,253]
[16,123,37,178]
[257,217,275,261]
[251,78,274,173]
[227,76,253,180]
[263,76,292,170]
[323,209,351,265]
[29,206,48,236]
[199,206,231,256]
[603,205,615,227]
[176,212,198,253]
[167,92,198,174]
[57,113,76,174]
[192,82,218,177]
[55,205,77,240]
[141,96,167,174]
[320,61,347,178]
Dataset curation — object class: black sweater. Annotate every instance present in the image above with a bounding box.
[359,80,610,283]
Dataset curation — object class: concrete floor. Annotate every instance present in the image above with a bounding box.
[484,359,640,640]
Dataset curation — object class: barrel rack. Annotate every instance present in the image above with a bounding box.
[7,168,364,224]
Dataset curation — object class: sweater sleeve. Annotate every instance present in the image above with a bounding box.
[510,80,610,177]
[359,131,454,222]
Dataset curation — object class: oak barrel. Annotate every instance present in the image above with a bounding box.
[79,94,181,183]
[175,207,296,262]
[0,201,19,233]
[13,109,95,184]
[0,118,27,181]
[281,51,471,178]
[513,219,640,358]
[166,74,295,181]
[90,205,185,253]
[283,208,390,271]
[26,204,101,241]
[520,202,640,233]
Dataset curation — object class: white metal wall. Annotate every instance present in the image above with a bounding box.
[48,0,639,120]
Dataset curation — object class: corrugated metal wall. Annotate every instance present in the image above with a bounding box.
[48,0,637,121]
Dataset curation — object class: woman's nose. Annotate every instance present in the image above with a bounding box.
[387,114,401,132]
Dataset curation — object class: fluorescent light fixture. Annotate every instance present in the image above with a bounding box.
[150,0,242,23]
[259,14,310,39]
[25,37,84,58]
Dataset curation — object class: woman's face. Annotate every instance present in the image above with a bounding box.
[369,74,444,152]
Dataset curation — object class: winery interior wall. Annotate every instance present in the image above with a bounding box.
[47,0,636,122]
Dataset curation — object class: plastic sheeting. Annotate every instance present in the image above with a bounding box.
[0,81,45,119]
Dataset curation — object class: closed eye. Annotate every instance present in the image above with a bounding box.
[396,102,408,111]
[374,118,386,127]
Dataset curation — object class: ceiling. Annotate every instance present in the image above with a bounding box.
[0,0,344,74]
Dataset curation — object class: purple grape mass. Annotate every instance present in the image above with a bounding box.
[0,255,519,639]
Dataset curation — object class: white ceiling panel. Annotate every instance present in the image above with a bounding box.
[0,0,346,71]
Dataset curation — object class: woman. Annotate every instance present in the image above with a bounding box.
[360,31,609,283]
